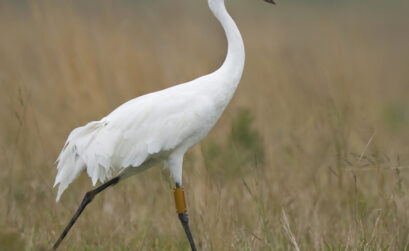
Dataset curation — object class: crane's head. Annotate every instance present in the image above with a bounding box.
[264,0,276,4]
[209,0,275,7]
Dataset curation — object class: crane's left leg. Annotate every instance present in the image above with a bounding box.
[174,183,197,251]
[53,176,120,250]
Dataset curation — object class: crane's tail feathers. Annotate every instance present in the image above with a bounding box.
[54,121,110,202]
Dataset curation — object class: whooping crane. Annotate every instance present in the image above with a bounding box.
[53,0,275,250]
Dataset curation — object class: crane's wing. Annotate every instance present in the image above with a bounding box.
[54,83,214,201]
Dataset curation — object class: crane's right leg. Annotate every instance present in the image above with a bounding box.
[52,176,120,250]
[174,183,197,251]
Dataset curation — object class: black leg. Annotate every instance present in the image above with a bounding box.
[175,183,197,251]
[178,212,197,251]
[53,176,120,250]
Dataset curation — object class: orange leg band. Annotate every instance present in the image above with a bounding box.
[174,187,187,214]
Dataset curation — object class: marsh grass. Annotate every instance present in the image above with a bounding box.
[0,0,409,250]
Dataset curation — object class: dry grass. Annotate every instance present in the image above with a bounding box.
[1,0,409,250]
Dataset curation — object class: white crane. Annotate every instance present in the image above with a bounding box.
[52,0,275,250]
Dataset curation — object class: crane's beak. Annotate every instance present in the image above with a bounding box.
[264,0,276,4]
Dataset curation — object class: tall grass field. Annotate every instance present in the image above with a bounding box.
[0,0,409,250]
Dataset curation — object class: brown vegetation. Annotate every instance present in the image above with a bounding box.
[0,0,408,250]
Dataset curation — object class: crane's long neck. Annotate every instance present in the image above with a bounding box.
[209,0,245,88]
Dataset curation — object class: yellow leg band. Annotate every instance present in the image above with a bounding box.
[174,187,187,214]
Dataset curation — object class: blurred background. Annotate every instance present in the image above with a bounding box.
[1,0,409,250]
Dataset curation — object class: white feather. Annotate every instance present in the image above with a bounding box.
[54,0,245,202]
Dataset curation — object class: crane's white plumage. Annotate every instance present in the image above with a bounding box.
[54,0,245,202]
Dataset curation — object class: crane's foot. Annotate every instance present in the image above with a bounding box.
[174,184,197,251]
